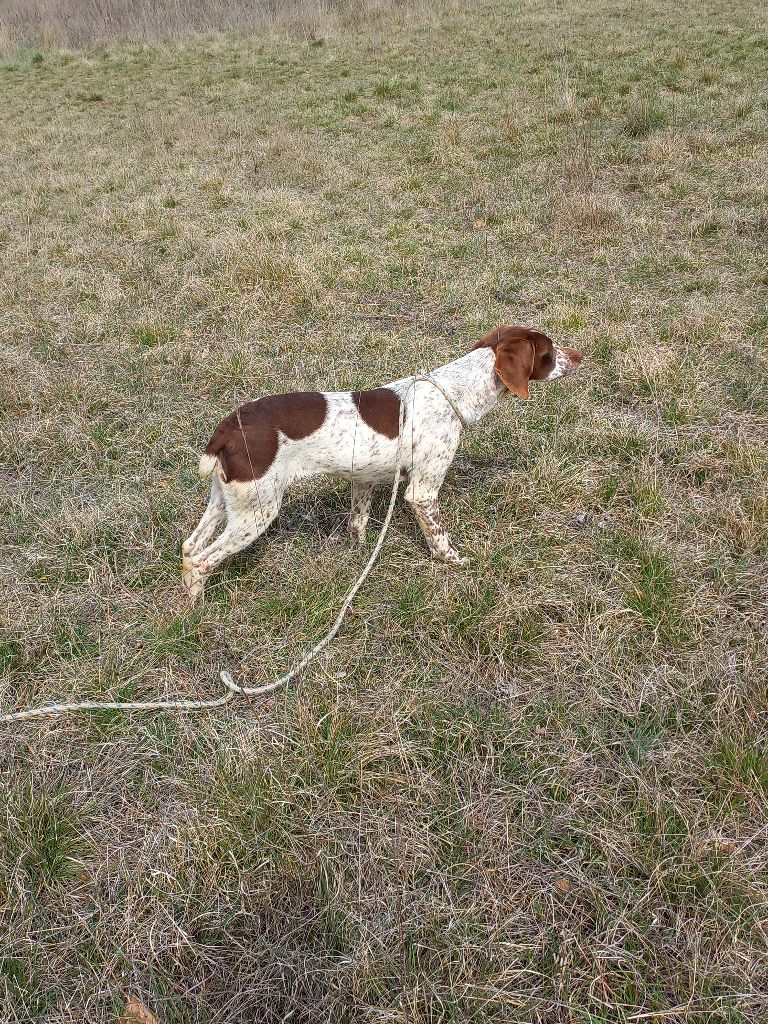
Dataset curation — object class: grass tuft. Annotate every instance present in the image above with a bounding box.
[621,98,668,138]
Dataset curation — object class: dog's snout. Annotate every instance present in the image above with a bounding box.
[565,347,583,365]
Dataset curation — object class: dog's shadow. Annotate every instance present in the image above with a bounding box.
[215,480,394,581]
[207,454,516,583]
[274,483,353,541]
[449,451,521,488]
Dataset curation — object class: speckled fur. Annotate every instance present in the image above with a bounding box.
[182,336,582,601]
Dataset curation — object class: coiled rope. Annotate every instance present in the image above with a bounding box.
[0,374,466,724]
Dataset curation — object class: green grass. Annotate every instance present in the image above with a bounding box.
[1,0,767,1021]
[1,783,88,891]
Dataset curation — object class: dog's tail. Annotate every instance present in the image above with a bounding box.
[198,453,219,479]
[198,430,227,480]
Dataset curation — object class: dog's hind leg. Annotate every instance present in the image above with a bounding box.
[183,481,282,603]
[182,476,226,573]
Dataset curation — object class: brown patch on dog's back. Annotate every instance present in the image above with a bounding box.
[351,387,402,439]
[204,392,327,482]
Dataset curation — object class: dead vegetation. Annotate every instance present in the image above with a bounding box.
[0,0,444,49]
[0,0,767,1021]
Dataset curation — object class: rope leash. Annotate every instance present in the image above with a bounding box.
[0,375,463,724]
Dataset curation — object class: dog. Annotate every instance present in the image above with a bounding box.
[181,325,583,601]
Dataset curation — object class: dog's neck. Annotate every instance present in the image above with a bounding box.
[429,348,506,425]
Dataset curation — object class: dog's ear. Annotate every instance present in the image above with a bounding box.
[493,336,535,399]
[472,325,512,350]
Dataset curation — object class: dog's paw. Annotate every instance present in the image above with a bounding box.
[182,567,205,604]
[436,550,469,568]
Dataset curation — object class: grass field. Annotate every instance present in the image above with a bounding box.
[1,0,767,1020]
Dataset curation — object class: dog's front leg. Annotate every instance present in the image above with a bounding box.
[348,481,375,545]
[405,489,468,567]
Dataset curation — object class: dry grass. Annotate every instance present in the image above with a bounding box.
[1,0,768,1021]
[0,0,442,49]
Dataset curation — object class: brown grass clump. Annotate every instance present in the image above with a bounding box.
[1,0,768,1021]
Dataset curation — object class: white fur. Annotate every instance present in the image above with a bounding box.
[182,345,575,601]
[198,453,219,479]
[547,347,571,380]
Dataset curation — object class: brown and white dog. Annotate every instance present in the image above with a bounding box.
[182,326,582,601]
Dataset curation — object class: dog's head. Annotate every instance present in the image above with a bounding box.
[472,325,583,399]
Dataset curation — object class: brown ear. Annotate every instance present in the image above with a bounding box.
[494,338,535,399]
[472,324,521,350]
